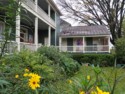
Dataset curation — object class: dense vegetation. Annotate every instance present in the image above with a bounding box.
[0,47,80,94]
[72,54,115,66]
[0,47,125,94]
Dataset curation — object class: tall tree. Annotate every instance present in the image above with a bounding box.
[58,0,125,45]
[0,0,22,57]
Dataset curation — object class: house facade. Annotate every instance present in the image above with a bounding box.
[0,0,61,52]
[59,25,110,53]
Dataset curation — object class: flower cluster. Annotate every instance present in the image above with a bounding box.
[91,86,109,94]
[79,86,109,94]
[23,69,41,90]
[79,90,85,94]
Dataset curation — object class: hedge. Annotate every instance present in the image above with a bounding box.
[72,53,115,67]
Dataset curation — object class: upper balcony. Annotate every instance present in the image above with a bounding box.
[22,0,56,29]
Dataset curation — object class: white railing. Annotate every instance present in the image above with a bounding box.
[56,45,110,53]
[20,42,42,51]
[23,0,36,11]
[23,0,55,28]
[0,40,17,54]
[37,6,55,27]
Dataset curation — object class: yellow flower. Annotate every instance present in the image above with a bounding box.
[15,75,19,78]
[23,73,29,77]
[96,86,110,94]
[91,91,97,94]
[87,75,90,80]
[25,68,29,72]
[28,73,41,82]
[68,80,72,84]
[28,77,40,90]
[79,90,85,94]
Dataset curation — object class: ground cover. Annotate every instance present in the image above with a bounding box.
[52,66,125,94]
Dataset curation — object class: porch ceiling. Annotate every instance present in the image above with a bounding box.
[21,10,48,30]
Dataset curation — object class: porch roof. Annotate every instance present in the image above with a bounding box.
[59,25,110,36]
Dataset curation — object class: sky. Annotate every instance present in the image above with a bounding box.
[53,0,80,26]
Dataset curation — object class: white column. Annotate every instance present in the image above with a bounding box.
[35,17,38,50]
[48,26,51,46]
[108,36,110,53]
[55,29,56,46]
[16,8,20,51]
[48,5,51,17]
[35,0,38,11]
[59,37,62,51]
[83,37,84,53]
[55,12,56,22]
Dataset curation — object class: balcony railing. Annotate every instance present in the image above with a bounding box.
[56,45,110,53]
[23,0,55,28]
[0,40,17,54]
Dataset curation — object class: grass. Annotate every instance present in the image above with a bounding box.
[53,66,125,94]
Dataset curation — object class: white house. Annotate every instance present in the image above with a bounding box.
[0,0,61,52]
[59,25,110,53]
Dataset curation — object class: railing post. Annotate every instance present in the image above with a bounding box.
[59,37,62,51]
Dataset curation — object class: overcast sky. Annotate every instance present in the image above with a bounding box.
[53,0,80,26]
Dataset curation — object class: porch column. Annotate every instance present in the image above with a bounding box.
[48,5,51,17]
[55,13,57,46]
[16,8,20,51]
[108,36,110,53]
[48,26,51,46]
[55,29,56,46]
[35,17,38,50]
[83,37,85,53]
[59,37,62,51]
[35,0,38,11]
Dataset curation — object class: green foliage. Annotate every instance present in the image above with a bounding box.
[0,0,22,58]
[115,37,125,64]
[0,49,59,93]
[72,54,115,66]
[0,79,11,94]
[0,48,80,94]
[37,46,80,76]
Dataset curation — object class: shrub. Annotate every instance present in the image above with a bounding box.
[0,49,66,93]
[37,46,80,76]
[115,37,125,64]
[72,53,115,66]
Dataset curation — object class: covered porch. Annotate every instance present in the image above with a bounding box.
[16,0,57,51]
[58,36,110,53]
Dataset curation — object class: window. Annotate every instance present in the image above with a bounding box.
[20,28,28,42]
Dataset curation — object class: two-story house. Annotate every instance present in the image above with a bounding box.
[0,0,61,52]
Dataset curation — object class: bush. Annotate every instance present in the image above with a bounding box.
[72,53,115,66]
[0,49,67,93]
[37,46,80,76]
[115,37,125,64]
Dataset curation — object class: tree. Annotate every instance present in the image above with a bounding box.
[0,0,22,58]
[58,0,125,45]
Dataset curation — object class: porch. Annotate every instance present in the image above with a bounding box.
[15,0,57,51]
[59,36,110,53]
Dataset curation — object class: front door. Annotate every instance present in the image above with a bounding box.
[67,38,73,51]
[86,37,93,51]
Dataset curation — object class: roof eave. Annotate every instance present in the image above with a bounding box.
[47,0,62,16]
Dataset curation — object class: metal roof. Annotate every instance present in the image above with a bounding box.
[60,25,110,36]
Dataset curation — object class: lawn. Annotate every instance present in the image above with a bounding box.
[53,66,125,94]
